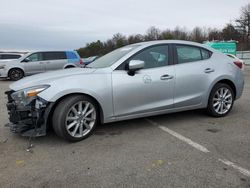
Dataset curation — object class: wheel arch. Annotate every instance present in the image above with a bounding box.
[47,93,104,129]
[215,79,236,99]
[8,67,25,77]
[63,63,76,69]
[204,77,237,108]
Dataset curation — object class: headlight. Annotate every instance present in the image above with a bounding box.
[11,85,50,106]
[0,65,6,69]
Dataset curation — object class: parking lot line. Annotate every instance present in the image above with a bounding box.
[145,118,210,153]
[146,118,250,178]
[218,159,250,177]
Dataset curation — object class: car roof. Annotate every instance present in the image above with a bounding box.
[29,50,76,53]
[24,50,78,57]
[127,40,215,52]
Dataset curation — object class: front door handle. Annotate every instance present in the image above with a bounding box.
[204,68,215,73]
[160,75,174,80]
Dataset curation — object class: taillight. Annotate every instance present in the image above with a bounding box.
[80,59,84,65]
[233,61,243,70]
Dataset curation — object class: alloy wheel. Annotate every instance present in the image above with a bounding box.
[212,87,233,115]
[65,101,96,138]
[10,69,23,80]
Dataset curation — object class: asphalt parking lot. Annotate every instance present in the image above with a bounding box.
[0,67,250,188]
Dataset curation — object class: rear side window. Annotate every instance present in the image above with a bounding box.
[43,52,66,61]
[66,51,78,59]
[176,45,202,64]
[0,54,21,59]
[201,49,212,60]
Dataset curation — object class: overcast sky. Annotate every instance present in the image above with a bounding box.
[0,0,249,51]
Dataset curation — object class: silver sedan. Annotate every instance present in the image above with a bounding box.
[5,40,244,142]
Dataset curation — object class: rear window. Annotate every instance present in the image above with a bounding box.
[66,51,78,59]
[226,54,235,59]
[43,52,66,60]
[201,49,212,60]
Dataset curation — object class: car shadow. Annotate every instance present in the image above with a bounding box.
[32,109,207,146]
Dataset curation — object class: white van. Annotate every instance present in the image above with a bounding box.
[0,51,83,80]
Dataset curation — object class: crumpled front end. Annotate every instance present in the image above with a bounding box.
[5,90,53,137]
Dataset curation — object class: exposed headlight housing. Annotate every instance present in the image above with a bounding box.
[11,85,50,106]
[0,65,6,69]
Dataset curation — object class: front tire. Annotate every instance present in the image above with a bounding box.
[52,95,98,142]
[207,83,234,117]
[8,68,24,81]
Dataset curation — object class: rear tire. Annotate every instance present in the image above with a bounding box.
[207,83,234,117]
[52,95,98,142]
[8,68,24,81]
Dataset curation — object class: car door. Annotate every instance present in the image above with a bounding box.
[173,44,213,108]
[42,52,68,71]
[22,52,46,75]
[112,44,175,117]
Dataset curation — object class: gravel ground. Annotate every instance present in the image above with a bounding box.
[0,67,250,188]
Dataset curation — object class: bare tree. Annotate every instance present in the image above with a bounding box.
[128,34,144,44]
[221,24,240,41]
[112,33,128,48]
[173,27,189,40]
[161,29,174,40]
[207,28,222,41]
[191,27,207,42]
[145,26,161,41]
[235,3,250,48]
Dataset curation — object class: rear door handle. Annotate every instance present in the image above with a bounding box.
[204,68,215,73]
[160,74,174,80]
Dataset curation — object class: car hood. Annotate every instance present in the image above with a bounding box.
[10,68,96,91]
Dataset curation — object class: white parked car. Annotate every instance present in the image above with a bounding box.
[0,51,83,80]
[0,53,23,61]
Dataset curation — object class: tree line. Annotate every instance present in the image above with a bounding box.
[77,3,250,58]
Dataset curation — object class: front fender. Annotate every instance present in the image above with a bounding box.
[37,73,114,123]
[42,88,102,103]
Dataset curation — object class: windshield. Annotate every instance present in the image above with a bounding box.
[87,45,139,68]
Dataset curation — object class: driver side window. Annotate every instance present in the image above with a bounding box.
[26,53,42,62]
[129,45,169,69]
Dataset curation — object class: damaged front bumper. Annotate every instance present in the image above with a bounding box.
[5,90,53,137]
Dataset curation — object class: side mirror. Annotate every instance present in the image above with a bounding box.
[128,60,144,76]
[22,58,30,63]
